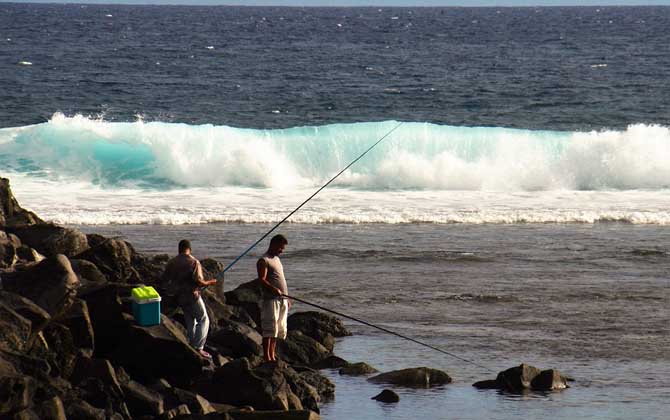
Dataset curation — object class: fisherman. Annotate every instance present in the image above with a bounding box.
[257,234,290,362]
[162,239,217,359]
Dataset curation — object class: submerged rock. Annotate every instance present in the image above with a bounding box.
[473,363,569,392]
[371,389,400,403]
[368,367,452,387]
[339,362,378,376]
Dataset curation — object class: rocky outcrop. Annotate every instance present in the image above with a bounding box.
[287,311,351,352]
[277,331,331,367]
[473,363,569,392]
[209,319,263,359]
[224,280,264,326]
[0,177,44,227]
[7,224,89,258]
[200,358,298,410]
[1,254,80,318]
[75,237,140,283]
[368,367,452,387]
[0,178,337,419]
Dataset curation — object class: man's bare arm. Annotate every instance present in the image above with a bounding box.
[194,261,216,287]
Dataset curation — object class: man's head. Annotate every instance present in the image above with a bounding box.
[268,234,288,257]
[178,239,192,254]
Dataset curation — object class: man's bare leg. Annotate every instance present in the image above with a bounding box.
[269,338,277,361]
[262,337,272,362]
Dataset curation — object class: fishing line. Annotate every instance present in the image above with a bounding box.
[284,293,497,373]
[220,121,404,276]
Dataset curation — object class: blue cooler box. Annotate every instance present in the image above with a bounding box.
[131,286,161,326]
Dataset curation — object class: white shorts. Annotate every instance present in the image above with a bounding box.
[261,298,289,339]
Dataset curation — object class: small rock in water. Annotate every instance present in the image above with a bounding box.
[371,389,399,403]
[339,362,378,376]
[473,363,570,392]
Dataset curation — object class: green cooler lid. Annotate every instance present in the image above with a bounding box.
[132,285,160,301]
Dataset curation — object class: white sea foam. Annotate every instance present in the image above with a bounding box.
[1,115,669,225]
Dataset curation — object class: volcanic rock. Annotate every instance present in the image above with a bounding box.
[473,363,570,392]
[368,367,452,387]
[8,224,89,258]
[339,362,378,376]
[371,389,400,403]
[1,254,80,318]
[288,311,351,352]
[0,177,44,227]
[277,330,331,367]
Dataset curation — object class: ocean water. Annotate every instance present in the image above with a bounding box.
[1,3,669,419]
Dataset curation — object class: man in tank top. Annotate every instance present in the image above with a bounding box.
[257,234,290,362]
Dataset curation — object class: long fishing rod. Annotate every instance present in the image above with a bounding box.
[284,293,496,373]
[219,121,404,276]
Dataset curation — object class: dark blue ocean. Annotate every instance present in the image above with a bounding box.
[2,4,670,130]
[1,4,669,420]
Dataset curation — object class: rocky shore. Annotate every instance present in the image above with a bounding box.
[0,177,570,419]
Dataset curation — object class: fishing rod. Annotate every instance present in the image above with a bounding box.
[214,121,496,373]
[218,121,404,277]
[283,293,496,373]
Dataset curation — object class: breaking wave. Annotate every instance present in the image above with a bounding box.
[1,113,669,191]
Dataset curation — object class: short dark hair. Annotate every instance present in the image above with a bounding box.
[270,234,288,247]
[178,239,191,253]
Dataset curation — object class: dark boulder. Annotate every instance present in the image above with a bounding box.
[33,396,67,420]
[1,254,80,318]
[288,311,351,352]
[76,376,130,418]
[224,280,263,326]
[311,355,349,370]
[339,362,378,376]
[0,350,51,379]
[60,299,95,352]
[7,224,89,258]
[531,369,568,391]
[108,315,206,388]
[0,376,35,417]
[77,284,129,357]
[70,259,107,286]
[0,301,33,353]
[75,237,140,283]
[0,177,45,227]
[199,358,299,411]
[15,245,44,264]
[295,369,335,400]
[209,319,263,359]
[40,322,78,378]
[159,404,191,419]
[368,367,452,387]
[230,410,320,420]
[473,364,569,392]
[277,331,331,367]
[0,291,50,345]
[496,363,542,391]
[64,399,106,420]
[121,379,165,417]
[0,234,17,268]
[371,389,400,403]
[162,387,217,415]
[69,355,123,396]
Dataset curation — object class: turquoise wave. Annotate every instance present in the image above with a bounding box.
[1,114,668,191]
